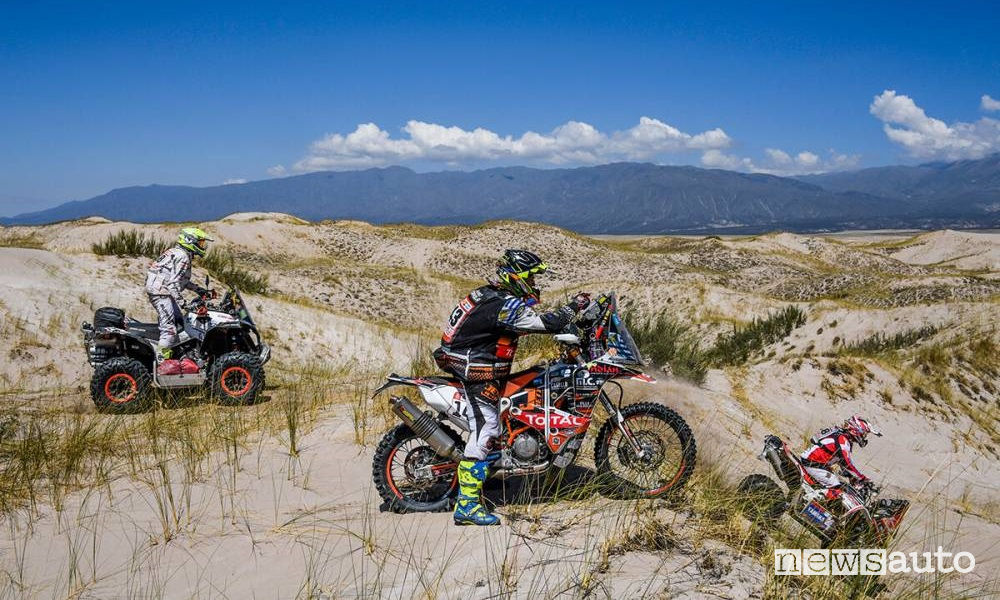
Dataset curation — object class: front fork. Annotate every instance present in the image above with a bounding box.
[598,391,646,458]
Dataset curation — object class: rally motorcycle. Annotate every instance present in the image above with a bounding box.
[81,284,270,413]
[739,435,909,547]
[371,292,697,513]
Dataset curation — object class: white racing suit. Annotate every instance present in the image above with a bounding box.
[434,286,576,460]
[145,246,202,352]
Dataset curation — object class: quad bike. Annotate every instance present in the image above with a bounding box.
[82,285,270,413]
[739,435,909,548]
[371,292,697,513]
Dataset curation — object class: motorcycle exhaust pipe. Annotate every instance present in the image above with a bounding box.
[389,395,463,461]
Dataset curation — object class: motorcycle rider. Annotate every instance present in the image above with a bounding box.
[145,227,214,375]
[800,415,881,500]
[434,249,589,526]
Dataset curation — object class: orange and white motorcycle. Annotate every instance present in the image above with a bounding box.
[371,293,697,513]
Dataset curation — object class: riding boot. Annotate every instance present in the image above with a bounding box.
[453,459,500,526]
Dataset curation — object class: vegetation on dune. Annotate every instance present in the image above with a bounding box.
[91,230,269,295]
[838,326,939,357]
[707,305,807,365]
[0,232,46,250]
[625,305,806,383]
[91,229,169,258]
[624,311,709,383]
[201,248,270,295]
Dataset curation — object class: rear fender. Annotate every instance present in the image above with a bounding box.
[371,374,440,398]
[89,328,156,366]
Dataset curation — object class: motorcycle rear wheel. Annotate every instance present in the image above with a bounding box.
[372,423,462,513]
[594,402,696,498]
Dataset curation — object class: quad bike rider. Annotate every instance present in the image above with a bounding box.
[800,415,880,501]
[82,228,270,413]
[432,249,589,526]
[146,227,216,375]
[739,415,908,548]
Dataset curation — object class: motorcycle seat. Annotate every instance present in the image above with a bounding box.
[126,319,162,341]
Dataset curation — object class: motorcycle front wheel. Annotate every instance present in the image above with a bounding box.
[594,402,696,498]
[372,423,462,513]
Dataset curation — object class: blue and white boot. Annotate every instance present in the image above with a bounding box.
[454,459,500,526]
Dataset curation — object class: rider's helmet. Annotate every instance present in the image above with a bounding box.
[843,415,882,447]
[495,249,548,303]
[178,227,213,258]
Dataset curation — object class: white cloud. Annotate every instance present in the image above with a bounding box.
[702,148,858,176]
[982,94,1000,112]
[292,117,734,172]
[267,165,287,177]
[222,178,247,185]
[870,90,1000,160]
[701,149,756,171]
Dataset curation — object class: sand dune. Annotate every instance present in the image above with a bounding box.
[0,215,996,598]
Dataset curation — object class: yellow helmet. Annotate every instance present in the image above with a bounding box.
[178,227,213,257]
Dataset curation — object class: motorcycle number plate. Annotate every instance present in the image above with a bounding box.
[801,501,834,531]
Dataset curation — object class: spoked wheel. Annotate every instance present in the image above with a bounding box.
[373,423,462,513]
[594,402,696,498]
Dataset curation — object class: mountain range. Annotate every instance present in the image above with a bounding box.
[4,154,999,233]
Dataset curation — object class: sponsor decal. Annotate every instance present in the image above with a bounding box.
[587,364,622,375]
[512,409,588,430]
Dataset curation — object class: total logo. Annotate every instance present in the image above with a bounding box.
[514,410,587,429]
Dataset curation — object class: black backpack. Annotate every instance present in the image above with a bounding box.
[94,307,126,329]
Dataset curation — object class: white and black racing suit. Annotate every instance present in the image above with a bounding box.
[433,285,577,460]
[144,246,205,351]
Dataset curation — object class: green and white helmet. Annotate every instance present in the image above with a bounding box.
[177,227,213,257]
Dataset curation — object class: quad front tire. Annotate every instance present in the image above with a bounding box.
[90,357,152,414]
[210,352,265,405]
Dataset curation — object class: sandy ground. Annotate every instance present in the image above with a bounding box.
[0,214,997,598]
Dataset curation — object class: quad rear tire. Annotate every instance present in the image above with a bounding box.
[594,401,697,498]
[210,352,264,405]
[737,474,786,527]
[91,357,152,414]
[372,423,463,513]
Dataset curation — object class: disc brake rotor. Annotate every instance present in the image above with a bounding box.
[403,446,441,490]
[616,431,666,471]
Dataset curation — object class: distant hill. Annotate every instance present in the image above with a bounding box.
[800,153,1000,222]
[4,158,999,233]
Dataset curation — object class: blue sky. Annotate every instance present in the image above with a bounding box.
[1,1,998,215]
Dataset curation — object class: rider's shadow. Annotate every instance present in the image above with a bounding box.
[483,465,599,507]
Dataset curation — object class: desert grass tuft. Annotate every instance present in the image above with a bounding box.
[707,305,807,366]
[0,231,46,249]
[200,247,270,294]
[839,325,938,357]
[624,309,709,383]
[91,229,169,258]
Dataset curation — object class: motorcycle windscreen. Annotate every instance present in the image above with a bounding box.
[232,290,256,327]
[597,293,644,366]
